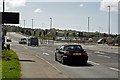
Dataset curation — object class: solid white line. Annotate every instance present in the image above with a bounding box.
[88,60,100,65]
[43,53,49,56]
[94,51,105,54]
[97,54,111,58]
[109,67,120,72]
[36,55,62,74]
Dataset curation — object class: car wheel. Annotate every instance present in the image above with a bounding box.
[61,56,66,65]
[55,54,57,61]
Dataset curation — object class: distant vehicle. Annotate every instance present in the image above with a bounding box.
[28,36,39,46]
[19,38,27,44]
[55,45,88,65]
[97,38,103,44]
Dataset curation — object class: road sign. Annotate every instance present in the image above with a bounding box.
[0,12,19,24]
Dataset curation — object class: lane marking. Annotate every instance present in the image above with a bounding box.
[88,60,100,65]
[87,52,92,54]
[97,54,111,58]
[43,53,49,56]
[109,67,120,72]
[94,51,105,54]
[36,55,62,74]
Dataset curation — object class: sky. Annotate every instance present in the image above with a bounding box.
[0,0,119,34]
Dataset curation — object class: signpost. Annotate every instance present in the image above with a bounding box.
[0,0,19,53]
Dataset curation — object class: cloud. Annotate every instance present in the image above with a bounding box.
[34,8,43,13]
[100,0,120,12]
[80,4,84,7]
[0,0,26,11]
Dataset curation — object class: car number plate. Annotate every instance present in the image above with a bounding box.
[73,53,81,55]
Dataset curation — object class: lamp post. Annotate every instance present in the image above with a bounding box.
[108,6,111,37]
[50,17,52,29]
[88,17,90,33]
[24,20,25,28]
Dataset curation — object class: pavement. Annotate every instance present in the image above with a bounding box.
[13,46,67,78]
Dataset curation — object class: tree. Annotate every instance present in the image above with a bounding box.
[78,32,83,37]
[73,32,76,37]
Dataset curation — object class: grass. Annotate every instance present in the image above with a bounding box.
[2,49,21,80]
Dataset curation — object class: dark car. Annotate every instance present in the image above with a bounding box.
[19,38,27,44]
[55,45,88,65]
[28,36,39,46]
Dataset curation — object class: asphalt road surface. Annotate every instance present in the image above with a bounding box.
[7,32,119,79]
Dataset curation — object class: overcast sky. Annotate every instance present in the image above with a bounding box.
[0,0,119,34]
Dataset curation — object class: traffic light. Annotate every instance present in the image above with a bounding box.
[103,33,106,37]
[56,32,58,36]
[43,29,48,36]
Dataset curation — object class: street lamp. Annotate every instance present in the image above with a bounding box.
[88,17,90,33]
[32,19,33,30]
[50,17,52,29]
[107,6,111,37]
[24,20,25,28]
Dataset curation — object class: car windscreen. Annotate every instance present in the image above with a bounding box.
[64,45,83,52]
[31,38,38,42]
[21,38,26,41]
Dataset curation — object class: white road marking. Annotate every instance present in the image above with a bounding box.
[109,67,120,72]
[36,55,62,74]
[43,53,49,56]
[87,52,92,54]
[94,51,105,54]
[97,54,111,58]
[88,60,100,65]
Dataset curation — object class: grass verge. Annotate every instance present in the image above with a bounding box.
[2,49,21,80]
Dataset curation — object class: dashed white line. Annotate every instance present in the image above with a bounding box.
[43,53,49,56]
[97,54,111,58]
[88,60,100,65]
[109,67,120,72]
[94,51,105,55]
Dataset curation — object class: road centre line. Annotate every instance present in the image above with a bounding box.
[88,60,100,65]
[94,51,105,54]
[43,53,49,56]
[109,67,120,72]
[97,54,111,58]
[35,55,63,74]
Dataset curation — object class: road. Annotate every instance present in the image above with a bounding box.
[7,32,119,79]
